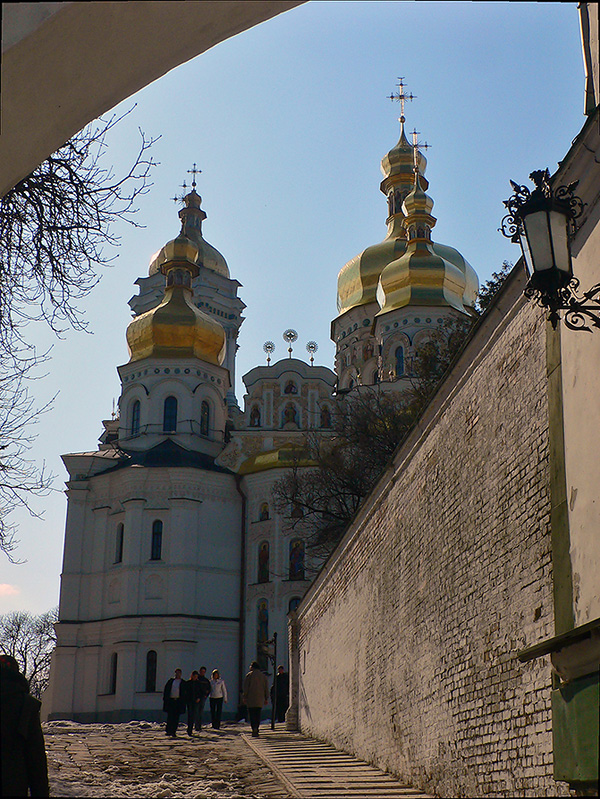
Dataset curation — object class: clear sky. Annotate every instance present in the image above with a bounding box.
[0,1,585,615]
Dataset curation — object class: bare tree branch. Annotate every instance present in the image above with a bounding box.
[0,108,158,557]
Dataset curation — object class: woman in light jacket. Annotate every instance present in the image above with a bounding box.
[209,669,228,729]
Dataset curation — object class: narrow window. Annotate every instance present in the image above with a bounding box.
[395,346,405,377]
[163,396,177,433]
[131,400,141,437]
[257,541,269,584]
[151,520,163,561]
[289,597,301,613]
[109,652,118,694]
[115,523,124,564]
[320,406,331,428]
[200,400,210,437]
[289,539,305,580]
[145,650,157,692]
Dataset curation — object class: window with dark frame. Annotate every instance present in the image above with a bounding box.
[115,523,124,563]
[150,520,163,561]
[163,396,177,433]
[109,652,118,694]
[131,400,141,436]
[145,650,157,692]
[200,400,210,437]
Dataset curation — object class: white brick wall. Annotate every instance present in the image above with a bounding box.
[293,290,570,797]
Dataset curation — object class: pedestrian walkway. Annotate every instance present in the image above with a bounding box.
[243,729,432,798]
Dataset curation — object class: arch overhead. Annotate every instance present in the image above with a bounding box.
[1,1,304,196]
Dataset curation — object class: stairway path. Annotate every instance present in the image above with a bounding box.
[243,729,432,798]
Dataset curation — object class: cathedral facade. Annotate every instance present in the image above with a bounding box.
[44,111,478,722]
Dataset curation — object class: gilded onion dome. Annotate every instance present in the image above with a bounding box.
[376,171,471,315]
[336,120,428,315]
[127,233,226,365]
[148,188,230,278]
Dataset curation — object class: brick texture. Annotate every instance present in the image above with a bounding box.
[294,299,570,797]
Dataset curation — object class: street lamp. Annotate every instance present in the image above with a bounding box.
[501,168,600,331]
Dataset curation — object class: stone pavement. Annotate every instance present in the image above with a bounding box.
[243,729,432,798]
[43,720,431,798]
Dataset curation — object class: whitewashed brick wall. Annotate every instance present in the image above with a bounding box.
[293,286,570,798]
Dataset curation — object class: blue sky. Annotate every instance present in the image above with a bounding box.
[0,1,585,614]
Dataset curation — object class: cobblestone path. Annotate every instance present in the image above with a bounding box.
[44,720,289,798]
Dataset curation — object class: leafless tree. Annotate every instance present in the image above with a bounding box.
[0,110,157,556]
[0,607,59,698]
[0,109,158,356]
[0,350,54,560]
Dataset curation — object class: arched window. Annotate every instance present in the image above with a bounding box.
[163,396,177,433]
[109,652,118,694]
[200,400,210,437]
[282,403,298,426]
[145,650,157,692]
[114,523,124,564]
[288,597,301,613]
[289,539,305,580]
[131,400,141,437]
[249,406,261,427]
[320,406,331,428]
[150,520,163,561]
[256,600,269,671]
[290,503,303,519]
[395,346,405,377]
[259,503,270,521]
[372,370,379,385]
[257,541,269,584]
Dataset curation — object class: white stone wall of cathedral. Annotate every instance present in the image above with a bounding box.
[242,469,313,677]
[117,359,228,453]
[292,296,567,797]
[332,302,379,389]
[45,466,243,721]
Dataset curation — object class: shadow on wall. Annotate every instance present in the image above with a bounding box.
[299,678,312,724]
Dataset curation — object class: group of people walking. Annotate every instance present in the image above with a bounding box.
[163,666,226,737]
[163,662,288,738]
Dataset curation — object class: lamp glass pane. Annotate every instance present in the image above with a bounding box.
[519,231,534,279]
[523,210,554,272]
[549,209,571,276]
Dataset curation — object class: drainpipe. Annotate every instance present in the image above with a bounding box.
[235,474,247,716]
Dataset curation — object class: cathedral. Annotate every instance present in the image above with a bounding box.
[44,104,478,722]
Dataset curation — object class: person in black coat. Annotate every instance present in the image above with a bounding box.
[0,654,50,797]
[162,668,187,738]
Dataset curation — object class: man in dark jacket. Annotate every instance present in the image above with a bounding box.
[197,666,211,729]
[0,654,50,797]
[242,661,270,737]
[162,668,187,738]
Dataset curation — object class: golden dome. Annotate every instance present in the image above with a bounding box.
[127,233,226,365]
[336,120,428,317]
[148,189,230,278]
[376,173,471,316]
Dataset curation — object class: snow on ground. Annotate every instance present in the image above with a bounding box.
[43,720,288,798]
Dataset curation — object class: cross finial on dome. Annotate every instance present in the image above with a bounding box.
[411,128,431,170]
[187,163,201,189]
[171,180,189,204]
[388,77,416,124]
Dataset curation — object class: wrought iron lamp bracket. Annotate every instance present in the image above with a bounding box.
[500,169,599,331]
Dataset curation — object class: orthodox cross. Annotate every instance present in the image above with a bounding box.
[187,162,201,189]
[388,77,416,122]
[411,128,430,169]
[171,179,188,204]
